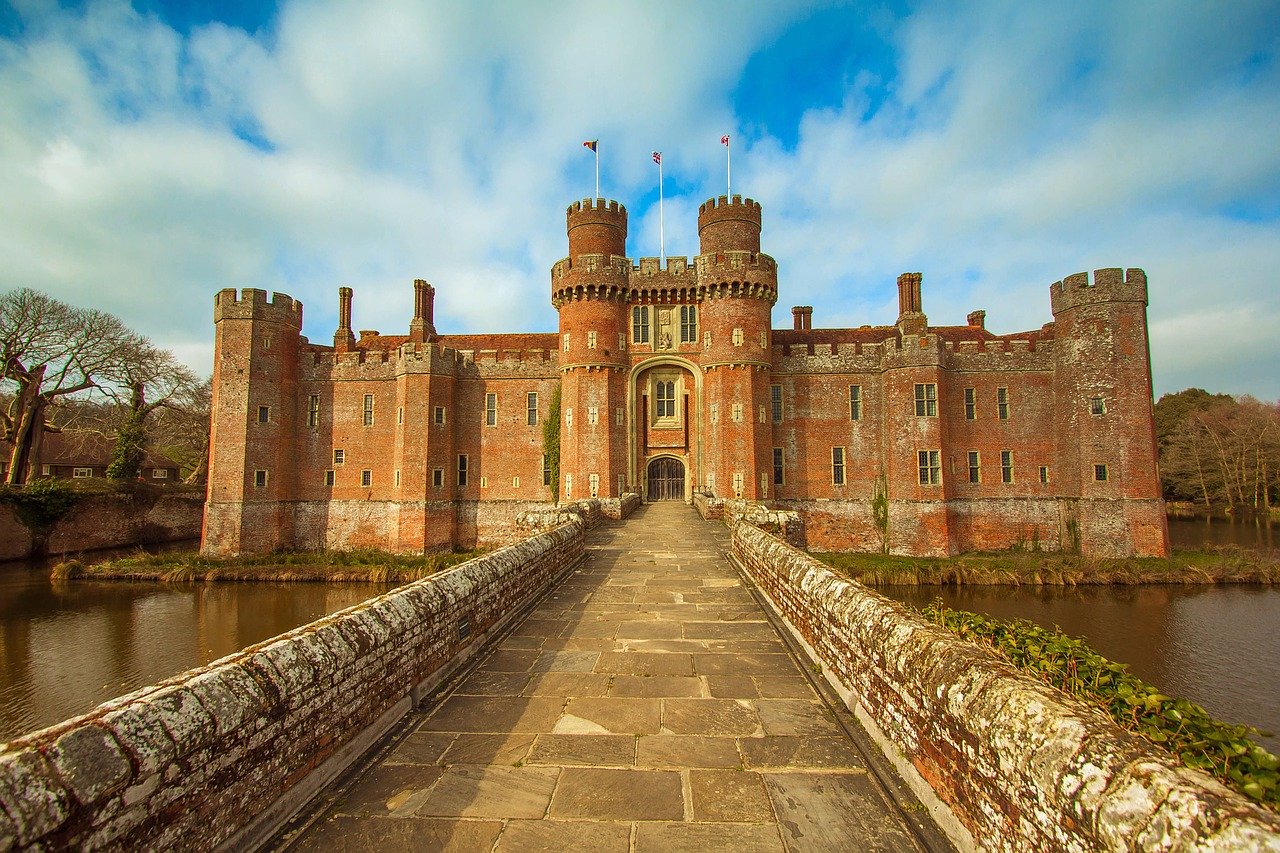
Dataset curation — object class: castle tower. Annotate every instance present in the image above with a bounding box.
[696,196,777,499]
[553,199,631,500]
[1050,268,1168,556]
[204,289,303,556]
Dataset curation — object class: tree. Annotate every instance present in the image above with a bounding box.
[0,289,132,484]
[149,377,212,484]
[100,338,199,481]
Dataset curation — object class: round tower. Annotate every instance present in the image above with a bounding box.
[553,198,632,500]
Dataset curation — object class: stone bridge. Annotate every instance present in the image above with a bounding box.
[1,501,1277,851]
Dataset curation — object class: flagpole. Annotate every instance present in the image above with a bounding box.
[595,146,600,199]
[658,156,665,264]
[726,137,732,197]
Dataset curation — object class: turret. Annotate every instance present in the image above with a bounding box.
[567,198,628,260]
[698,195,761,255]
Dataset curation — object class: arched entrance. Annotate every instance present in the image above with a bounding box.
[646,457,685,501]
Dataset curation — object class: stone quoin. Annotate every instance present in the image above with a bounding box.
[203,195,1168,558]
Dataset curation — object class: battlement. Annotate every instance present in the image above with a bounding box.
[213,288,303,327]
[698,194,761,217]
[636,256,691,276]
[1049,267,1148,315]
[695,251,777,277]
[567,197,627,218]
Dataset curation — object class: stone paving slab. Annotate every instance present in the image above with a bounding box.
[286,501,942,851]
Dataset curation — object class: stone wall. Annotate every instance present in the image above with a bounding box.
[0,488,204,562]
[0,521,585,850]
[732,522,1280,851]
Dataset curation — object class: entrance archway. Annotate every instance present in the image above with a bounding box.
[646,457,685,501]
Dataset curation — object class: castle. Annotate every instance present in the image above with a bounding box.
[203,195,1169,557]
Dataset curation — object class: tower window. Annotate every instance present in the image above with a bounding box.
[587,330,597,349]
[333,449,345,465]
[1039,465,1050,484]
[433,468,444,488]
[771,385,783,423]
[914,384,937,417]
[732,327,744,346]
[964,387,976,420]
[361,469,372,487]
[324,470,334,487]
[773,448,784,485]
[458,455,469,486]
[831,447,846,486]
[1094,464,1108,482]
[257,406,269,424]
[918,450,941,485]
[485,393,497,426]
[308,395,320,427]
[434,406,445,425]
[1001,450,1013,483]
[1090,396,1106,415]
[968,451,980,483]
[997,387,1009,420]
[527,392,538,425]
[254,469,268,488]
[363,394,374,425]
[680,305,698,342]
[542,454,552,486]
[849,385,862,421]
[632,306,650,343]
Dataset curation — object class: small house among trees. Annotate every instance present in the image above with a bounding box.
[0,432,181,483]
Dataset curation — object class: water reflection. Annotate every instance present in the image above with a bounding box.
[0,571,383,742]
[879,584,1280,753]
[1167,517,1276,552]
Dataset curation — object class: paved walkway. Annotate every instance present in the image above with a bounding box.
[282,502,945,852]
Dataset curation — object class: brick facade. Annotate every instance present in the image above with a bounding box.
[204,196,1168,557]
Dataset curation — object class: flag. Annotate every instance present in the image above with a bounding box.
[721,135,730,145]
[583,140,597,152]
[652,151,662,164]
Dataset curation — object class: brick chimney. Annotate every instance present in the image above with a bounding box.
[791,306,813,331]
[967,310,986,330]
[334,286,356,352]
[409,278,438,343]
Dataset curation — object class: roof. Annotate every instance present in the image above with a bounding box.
[1,431,179,469]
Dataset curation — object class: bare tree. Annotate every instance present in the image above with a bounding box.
[99,336,200,480]
[149,376,212,484]
[0,289,132,484]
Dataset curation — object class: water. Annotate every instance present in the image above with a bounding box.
[0,570,383,742]
[1168,517,1277,552]
[877,584,1280,753]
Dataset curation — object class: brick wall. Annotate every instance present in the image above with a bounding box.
[732,522,1280,851]
[0,521,584,850]
[0,490,203,562]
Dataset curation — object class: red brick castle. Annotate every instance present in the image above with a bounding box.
[203,195,1169,557]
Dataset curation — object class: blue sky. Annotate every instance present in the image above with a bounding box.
[2,0,1279,398]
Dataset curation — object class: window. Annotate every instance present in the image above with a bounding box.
[254,469,268,488]
[1001,450,1013,483]
[771,385,783,423]
[434,406,445,425]
[257,406,269,424]
[968,451,980,483]
[398,407,403,425]
[1090,396,1106,416]
[40,464,51,476]
[361,469,372,487]
[914,383,937,417]
[587,330,597,349]
[656,381,676,418]
[512,476,520,488]
[324,470,335,487]
[773,448,784,485]
[703,331,711,350]
[262,334,272,350]
[527,392,538,425]
[997,387,1009,420]
[680,305,697,342]
[563,333,570,352]
[588,406,599,425]
[918,450,941,485]
[333,449,345,465]
[1094,464,1108,482]
[458,455,469,486]
[731,402,743,423]
[394,470,401,487]
[832,447,846,485]
[485,393,497,426]
[480,476,488,488]
[632,306,650,343]
[363,394,374,425]
[732,327,744,346]
[964,387,976,420]
[1039,466,1049,484]
[732,471,744,497]
[433,468,444,488]
[849,385,862,421]
[308,394,320,427]
[152,469,168,479]
[589,473,599,497]
[72,467,93,479]
[542,454,552,486]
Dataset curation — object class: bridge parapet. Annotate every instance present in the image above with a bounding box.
[0,522,585,850]
[731,522,1280,850]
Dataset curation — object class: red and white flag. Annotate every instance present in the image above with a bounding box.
[652,151,662,165]
[721,135,730,145]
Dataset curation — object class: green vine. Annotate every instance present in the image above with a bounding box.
[922,601,1279,809]
[872,473,889,553]
[107,417,146,480]
[542,382,561,503]
[0,478,81,532]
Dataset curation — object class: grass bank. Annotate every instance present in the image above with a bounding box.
[810,548,1279,586]
[52,548,487,584]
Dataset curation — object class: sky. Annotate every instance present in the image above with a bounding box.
[2,0,1279,399]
